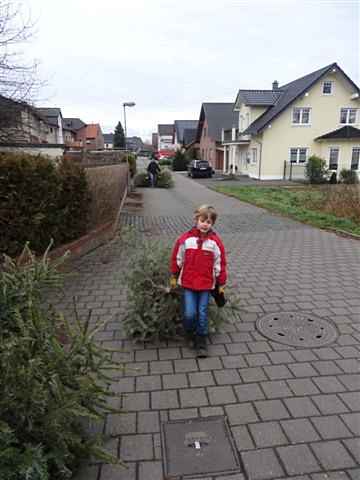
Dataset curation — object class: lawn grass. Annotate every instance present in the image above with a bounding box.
[214,186,360,236]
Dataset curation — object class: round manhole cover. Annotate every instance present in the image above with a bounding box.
[256,312,338,347]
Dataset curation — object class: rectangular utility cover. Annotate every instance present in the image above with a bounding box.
[161,416,241,478]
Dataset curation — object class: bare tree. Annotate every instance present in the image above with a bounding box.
[0,1,40,142]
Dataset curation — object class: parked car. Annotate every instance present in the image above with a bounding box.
[188,160,214,178]
[158,149,175,160]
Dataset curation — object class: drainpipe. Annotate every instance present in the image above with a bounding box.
[252,137,262,180]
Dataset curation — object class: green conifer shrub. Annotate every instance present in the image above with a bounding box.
[0,245,122,479]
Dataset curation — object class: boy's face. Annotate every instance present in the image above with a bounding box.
[196,215,213,234]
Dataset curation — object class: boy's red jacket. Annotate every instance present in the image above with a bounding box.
[170,227,227,291]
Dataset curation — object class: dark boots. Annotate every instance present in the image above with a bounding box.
[194,335,208,358]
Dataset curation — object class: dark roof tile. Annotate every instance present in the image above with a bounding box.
[315,125,360,140]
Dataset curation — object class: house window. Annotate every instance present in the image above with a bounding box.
[239,115,244,132]
[329,147,339,170]
[290,147,308,163]
[322,81,333,95]
[292,107,311,124]
[246,113,250,127]
[340,108,357,124]
[351,147,360,170]
[252,148,257,164]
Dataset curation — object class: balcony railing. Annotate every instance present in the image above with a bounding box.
[223,129,251,143]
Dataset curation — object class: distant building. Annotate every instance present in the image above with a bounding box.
[37,107,64,144]
[62,118,87,147]
[174,120,198,149]
[76,124,104,150]
[158,124,175,151]
[103,133,114,149]
[152,132,158,149]
[126,136,143,152]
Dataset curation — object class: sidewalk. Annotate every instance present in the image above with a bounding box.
[68,172,360,480]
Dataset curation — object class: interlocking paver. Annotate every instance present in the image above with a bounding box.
[188,371,215,387]
[312,394,350,414]
[255,399,290,421]
[100,463,136,480]
[341,413,360,435]
[106,413,136,435]
[241,448,284,479]
[310,415,352,440]
[174,358,198,373]
[287,378,320,396]
[122,392,149,411]
[151,390,179,410]
[249,422,287,447]
[280,418,320,443]
[277,445,320,475]
[120,434,153,460]
[225,403,259,425]
[138,411,160,433]
[235,383,265,401]
[214,369,241,385]
[138,461,163,480]
[59,173,360,479]
[261,380,293,398]
[284,397,320,417]
[207,385,236,405]
[162,373,188,389]
[179,387,208,407]
[240,367,267,383]
[136,375,161,391]
[311,440,356,470]
[313,376,346,393]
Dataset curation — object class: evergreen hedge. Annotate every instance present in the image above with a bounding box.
[0,153,91,257]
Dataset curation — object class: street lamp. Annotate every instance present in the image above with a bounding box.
[123,101,136,150]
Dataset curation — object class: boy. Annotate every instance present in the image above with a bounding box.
[170,205,227,358]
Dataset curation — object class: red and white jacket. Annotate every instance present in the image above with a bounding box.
[170,227,227,291]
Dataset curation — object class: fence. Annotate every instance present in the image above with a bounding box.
[64,149,127,167]
[283,161,306,181]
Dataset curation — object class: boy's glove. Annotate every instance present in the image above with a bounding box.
[170,275,177,289]
[218,285,225,295]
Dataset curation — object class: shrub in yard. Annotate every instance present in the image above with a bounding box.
[322,185,360,223]
[133,170,174,188]
[172,149,189,171]
[123,234,239,341]
[305,155,328,184]
[157,169,174,188]
[159,158,172,166]
[0,153,92,257]
[339,168,359,185]
[134,172,149,187]
[0,245,122,479]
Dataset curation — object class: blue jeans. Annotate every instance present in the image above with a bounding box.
[182,289,210,336]
[149,172,157,187]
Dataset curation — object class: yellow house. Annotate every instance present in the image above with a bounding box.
[222,63,360,180]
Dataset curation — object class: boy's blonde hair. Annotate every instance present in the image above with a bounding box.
[194,205,218,224]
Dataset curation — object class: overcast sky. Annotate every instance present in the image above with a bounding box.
[23,0,359,141]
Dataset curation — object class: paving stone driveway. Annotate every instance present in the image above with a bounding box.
[67,173,360,480]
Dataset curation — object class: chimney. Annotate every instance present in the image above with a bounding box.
[272,80,279,90]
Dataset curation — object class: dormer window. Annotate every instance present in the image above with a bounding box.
[292,107,311,125]
[322,81,333,95]
[340,108,357,124]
